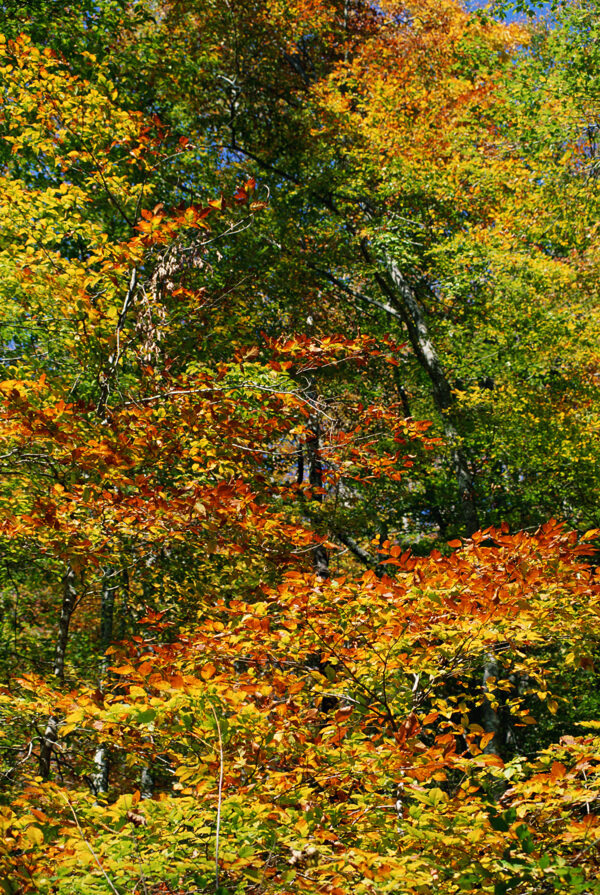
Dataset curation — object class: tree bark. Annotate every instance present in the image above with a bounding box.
[374,253,479,536]
[482,651,502,756]
[312,248,479,536]
[140,767,154,800]
[334,530,374,568]
[91,572,116,796]
[305,379,329,578]
[39,564,77,778]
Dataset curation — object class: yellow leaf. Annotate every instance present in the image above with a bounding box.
[25,825,44,847]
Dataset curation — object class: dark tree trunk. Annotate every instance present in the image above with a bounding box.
[39,565,77,778]
[306,379,329,578]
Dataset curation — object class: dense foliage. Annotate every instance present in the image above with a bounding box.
[1,1,600,893]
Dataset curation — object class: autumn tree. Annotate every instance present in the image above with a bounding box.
[2,2,600,895]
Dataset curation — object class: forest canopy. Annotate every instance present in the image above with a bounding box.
[1,1,600,893]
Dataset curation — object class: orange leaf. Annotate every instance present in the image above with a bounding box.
[201,663,216,680]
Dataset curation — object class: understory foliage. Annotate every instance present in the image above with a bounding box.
[1,1,600,893]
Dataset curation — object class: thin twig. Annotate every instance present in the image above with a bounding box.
[133,837,150,895]
[209,702,225,893]
[59,792,120,895]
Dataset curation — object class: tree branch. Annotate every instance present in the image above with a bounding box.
[334,530,375,568]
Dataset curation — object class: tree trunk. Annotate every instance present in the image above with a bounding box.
[39,564,77,778]
[482,651,502,756]
[91,572,116,796]
[306,379,329,578]
[140,767,154,800]
[376,254,479,536]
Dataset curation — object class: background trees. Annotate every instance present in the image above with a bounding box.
[1,1,600,893]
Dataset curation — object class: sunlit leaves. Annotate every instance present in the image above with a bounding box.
[2,3,600,895]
